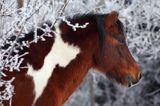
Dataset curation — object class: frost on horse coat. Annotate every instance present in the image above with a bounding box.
[1,11,141,106]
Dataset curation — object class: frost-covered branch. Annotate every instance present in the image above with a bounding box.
[60,16,89,31]
[0,78,14,105]
[0,0,49,75]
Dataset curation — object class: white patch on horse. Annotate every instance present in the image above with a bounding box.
[27,23,80,105]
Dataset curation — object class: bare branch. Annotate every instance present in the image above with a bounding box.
[52,0,70,26]
[145,89,160,97]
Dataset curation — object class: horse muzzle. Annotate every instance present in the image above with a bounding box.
[126,72,142,87]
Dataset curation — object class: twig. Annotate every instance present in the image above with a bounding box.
[52,0,70,27]
[145,89,160,97]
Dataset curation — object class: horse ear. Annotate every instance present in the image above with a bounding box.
[105,11,119,27]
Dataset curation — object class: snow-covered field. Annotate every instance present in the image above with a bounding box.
[0,0,160,106]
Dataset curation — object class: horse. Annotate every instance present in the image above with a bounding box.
[1,11,141,106]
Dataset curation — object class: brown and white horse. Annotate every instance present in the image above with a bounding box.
[1,11,141,106]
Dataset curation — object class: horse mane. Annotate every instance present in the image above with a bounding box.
[62,14,110,49]
[19,22,55,43]
[95,15,106,49]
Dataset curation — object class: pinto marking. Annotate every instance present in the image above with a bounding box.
[27,25,80,104]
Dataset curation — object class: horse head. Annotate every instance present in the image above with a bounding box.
[93,11,141,87]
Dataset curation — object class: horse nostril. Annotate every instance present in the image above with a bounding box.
[128,81,132,87]
[138,72,142,80]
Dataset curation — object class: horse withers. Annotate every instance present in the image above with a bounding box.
[1,11,141,106]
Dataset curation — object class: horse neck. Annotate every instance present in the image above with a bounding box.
[49,22,99,103]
